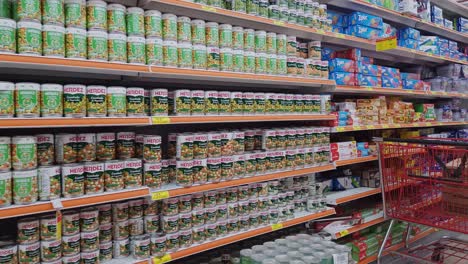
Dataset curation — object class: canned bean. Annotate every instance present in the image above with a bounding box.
[277,54,287,74]
[255,53,267,74]
[104,160,124,191]
[62,211,80,236]
[17,21,42,55]
[146,37,163,65]
[63,84,86,117]
[144,90,150,116]
[220,156,234,181]
[80,250,99,264]
[161,215,179,233]
[42,24,65,57]
[107,4,126,33]
[266,54,277,74]
[62,253,80,264]
[150,235,166,257]
[231,49,244,72]
[162,13,177,40]
[220,48,233,71]
[125,87,144,116]
[192,44,207,69]
[39,84,63,117]
[143,215,160,233]
[145,10,162,38]
[15,82,40,117]
[166,232,179,253]
[86,0,107,30]
[0,19,15,54]
[0,82,14,118]
[126,7,144,36]
[179,212,192,230]
[175,134,193,161]
[207,133,221,158]
[172,89,191,115]
[176,160,193,187]
[218,24,232,48]
[190,19,205,45]
[162,40,177,66]
[246,0,258,15]
[113,239,129,258]
[81,231,99,253]
[65,27,86,59]
[150,89,168,116]
[127,36,145,64]
[80,208,99,232]
[206,157,221,183]
[76,133,96,162]
[62,234,80,256]
[130,235,150,259]
[98,204,112,224]
[65,0,86,28]
[207,46,220,70]
[0,171,11,207]
[85,85,106,117]
[179,229,192,249]
[13,169,38,205]
[116,132,135,159]
[62,163,84,197]
[128,199,144,219]
[242,92,254,115]
[229,91,243,115]
[99,241,112,262]
[191,192,204,209]
[99,223,112,243]
[204,207,216,224]
[142,135,161,162]
[18,242,40,264]
[112,201,129,221]
[34,135,53,167]
[54,134,76,164]
[162,197,178,216]
[233,154,245,178]
[38,166,61,201]
[113,220,129,240]
[203,90,218,116]
[244,51,255,73]
[216,91,230,115]
[17,217,39,245]
[176,16,191,43]
[254,93,266,114]
[187,90,204,116]
[87,30,108,61]
[128,218,144,236]
[143,162,161,190]
[205,22,219,47]
[96,133,115,161]
[108,33,127,63]
[107,86,126,116]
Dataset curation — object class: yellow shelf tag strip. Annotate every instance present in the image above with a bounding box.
[376,37,397,51]
[316,29,325,34]
[153,254,172,264]
[151,190,170,201]
[273,20,285,26]
[152,116,171,125]
[366,125,375,129]
[381,124,390,129]
[339,229,349,237]
[201,6,217,12]
[335,127,345,132]
[271,223,284,231]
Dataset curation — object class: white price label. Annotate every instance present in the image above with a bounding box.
[52,199,63,209]
[333,253,348,264]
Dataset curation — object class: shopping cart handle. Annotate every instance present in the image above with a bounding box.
[373,137,468,147]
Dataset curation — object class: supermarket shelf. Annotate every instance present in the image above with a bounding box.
[326,187,381,205]
[0,165,335,219]
[335,156,378,167]
[358,228,437,264]
[335,86,468,99]
[331,121,468,133]
[429,0,468,18]
[334,217,386,239]
[136,209,336,264]
[0,117,150,128]
[0,54,335,90]
[323,0,468,43]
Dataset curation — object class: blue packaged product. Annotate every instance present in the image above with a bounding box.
[360,64,380,76]
[402,79,419,90]
[348,11,383,29]
[431,5,443,22]
[329,58,357,73]
[439,38,449,50]
[337,111,349,121]
[381,76,400,88]
[450,51,461,60]
[444,19,453,30]
[440,49,450,57]
[322,47,334,60]
[398,38,419,50]
[361,56,374,65]
[380,23,397,38]
[346,25,382,40]
[338,120,349,126]
[359,75,381,87]
[329,72,357,86]
[455,17,468,33]
[332,26,345,33]
[327,10,346,26]
[332,176,360,191]
[419,36,439,46]
[398,27,420,40]
[356,142,368,150]
[449,41,458,50]
[419,45,439,55]
[381,66,399,78]
[359,149,369,157]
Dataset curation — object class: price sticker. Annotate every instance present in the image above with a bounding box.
[425,122,433,126]
[365,87,374,91]
[338,229,349,237]
[366,125,375,129]
[56,211,62,240]
[335,33,346,39]
[376,37,397,51]
[353,126,362,130]
[335,127,345,132]
[273,20,285,26]
[152,254,171,264]
[316,29,325,34]
[201,6,217,12]
[393,124,401,128]
[52,199,63,209]
[152,116,171,125]
[271,223,284,231]
[151,191,170,201]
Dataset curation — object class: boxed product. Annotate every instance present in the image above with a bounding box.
[455,17,468,33]
[332,176,360,190]
[332,48,362,61]
[381,66,400,78]
[444,19,454,30]
[431,5,443,26]
[419,45,439,55]
[414,103,435,121]
[328,10,347,26]
[330,141,358,161]
[361,57,374,64]
[329,58,358,73]
[400,72,420,80]
[360,64,381,76]
[332,26,345,33]
[348,12,383,29]
[419,35,439,46]
[439,38,449,50]
[322,47,335,60]
[449,40,458,50]
[382,76,401,88]
[358,75,381,87]
[346,25,382,40]
[330,72,358,85]
[380,23,397,38]
[398,27,421,40]
[417,0,431,21]
[398,38,419,49]
[399,0,418,15]
[402,79,421,90]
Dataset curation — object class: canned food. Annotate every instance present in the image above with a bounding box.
[143,162,162,190]
[179,212,192,230]
[38,166,61,201]
[162,13,177,40]
[162,40,177,66]
[150,89,168,116]
[204,207,216,224]
[15,82,40,117]
[106,86,126,116]
[13,170,38,204]
[204,91,219,116]
[150,235,166,257]
[107,33,127,63]
[188,90,204,116]
[162,197,178,216]
[96,133,116,161]
[205,22,219,47]
[206,157,221,183]
[128,199,144,219]
[166,233,179,253]
[144,90,150,116]
[87,30,108,61]
[65,0,86,27]
[191,19,205,45]
[161,215,179,233]
[18,242,40,264]
[63,84,86,117]
[18,217,39,244]
[34,135,53,167]
[207,46,220,70]
[113,239,129,258]
[0,82,14,118]
[61,234,80,257]
[115,132,135,159]
[76,133,96,162]
[40,240,61,261]
[125,87,145,116]
[126,7,144,36]
[99,241,112,262]
[80,208,99,232]
[192,44,207,69]
[176,160,193,187]
[62,164,84,198]
[146,37,163,65]
[145,10,162,38]
[80,250,99,264]
[83,86,106,117]
[86,0,107,30]
[113,220,129,240]
[219,24,232,48]
[143,135,161,162]
[40,84,63,117]
[107,4,126,34]
[176,42,192,69]
[179,229,192,248]
[62,211,80,236]
[205,223,217,240]
[128,217,144,236]
[242,92,254,115]
[54,134,77,164]
[0,19,15,54]
[127,36,145,64]
[144,215,160,233]
[143,198,159,216]
[42,25,65,58]
[130,235,150,259]
[104,160,125,191]
[62,253,80,264]
[112,201,129,222]
[0,171,11,207]
[98,223,112,243]
[17,21,42,55]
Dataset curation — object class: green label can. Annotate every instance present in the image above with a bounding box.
[126,87,145,116]
[86,0,107,30]
[144,10,162,38]
[287,57,297,75]
[151,89,168,116]
[266,32,277,54]
[207,46,220,71]
[230,92,243,114]
[244,51,255,73]
[242,92,254,115]
[289,10,297,24]
[162,13,176,40]
[267,54,277,75]
[296,57,305,76]
[279,6,288,22]
[287,35,297,55]
[65,0,86,28]
[265,93,277,114]
[177,42,193,69]
[192,44,207,70]
[233,0,246,13]
[255,53,267,74]
[277,34,287,55]
[13,169,38,204]
[14,0,41,21]
[220,48,233,72]
[268,5,279,20]
[40,83,63,117]
[162,40,177,67]
[107,3,126,33]
[0,19,16,53]
[63,84,86,117]
[87,30,108,61]
[297,11,305,25]
[172,89,191,116]
[86,85,107,117]
[126,7,144,36]
[15,82,40,117]
[146,37,163,65]
[42,24,65,57]
[42,0,65,25]
[243,29,254,51]
[12,136,37,171]
[191,19,205,45]
[277,55,287,75]
[107,86,126,116]
[218,91,231,115]
[0,0,11,18]
[258,0,268,17]
[65,26,86,59]
[232,49,244,72]
[0,137,11,171]
[232,26,244,50]
[0,82,14,117]
[108,33,127,63]
[247,0,259,15]
[254,93,265,114]
[204,91,219,116]
[0,171,11,206]
[177,16,191,43]
[17,21,42,55]
[127,36,145,64]
[190,90,205,115]
[219,24,232,48]
[62,163,85,197]
[205,22,219,47]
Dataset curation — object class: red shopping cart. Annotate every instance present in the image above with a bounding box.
[376,137,468,264]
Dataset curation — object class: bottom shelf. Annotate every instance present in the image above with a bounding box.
[358,228,438,264]
[133,209,336,264]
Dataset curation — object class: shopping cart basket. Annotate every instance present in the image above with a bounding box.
[375,137,468,264]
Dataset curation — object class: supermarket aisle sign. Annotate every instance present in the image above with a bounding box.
[376,37,397,51]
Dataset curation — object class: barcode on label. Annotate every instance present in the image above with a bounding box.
[333,253,348,264]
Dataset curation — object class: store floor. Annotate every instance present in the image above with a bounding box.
[377,230,468,264]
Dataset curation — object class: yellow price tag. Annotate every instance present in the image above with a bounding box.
[393,124,401,128]
[335,33,346,39]
[366,125,375,129]
[152,116,171,125]
[151,191,170,201]
[381,124,390,129]
[201,6,217,12]
[316,29,325,34]
[365,87,374,91]
[56,211,62,240]
[339,229,349,237]
[273,20,285,26]
[335,127,345,132]
[376,37,397,51]
[271,223,284,231]
[425,122,433,126]
[353,126,362,130]
[153,254,172,264]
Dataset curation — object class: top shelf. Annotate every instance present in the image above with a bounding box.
[430,0,468,19]
[323,0,468,44]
